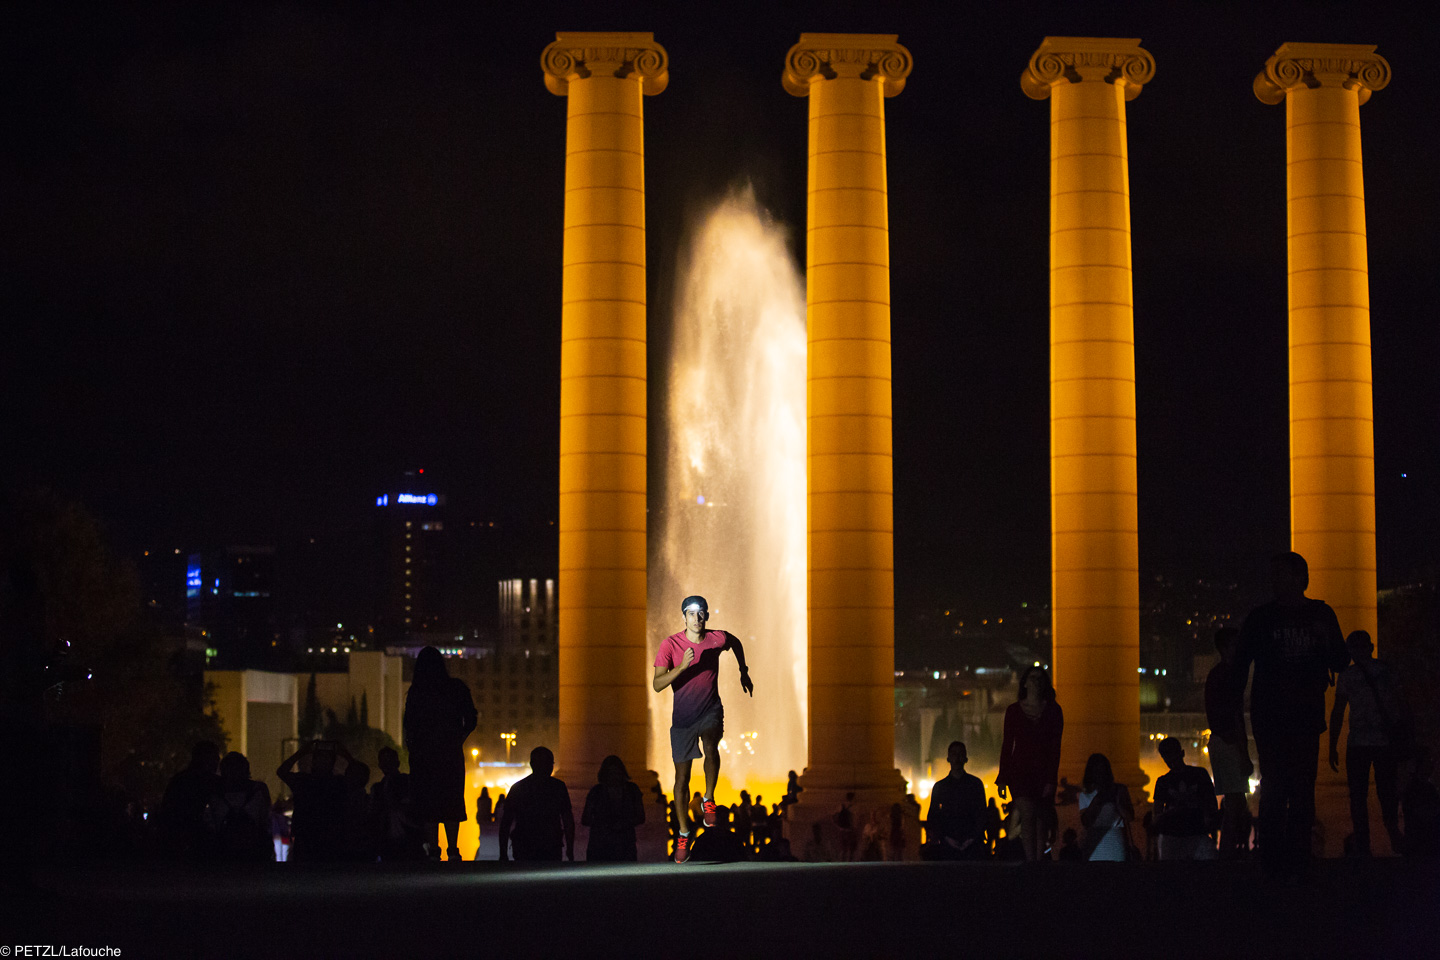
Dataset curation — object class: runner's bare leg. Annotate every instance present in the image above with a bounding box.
[702,730,721,802]
[674,758,694,835]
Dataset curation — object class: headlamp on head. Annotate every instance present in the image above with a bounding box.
[681,595,709,616]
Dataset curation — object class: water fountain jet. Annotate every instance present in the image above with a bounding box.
[649,188,808,799]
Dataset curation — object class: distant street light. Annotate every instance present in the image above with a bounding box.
[500,731,516,764]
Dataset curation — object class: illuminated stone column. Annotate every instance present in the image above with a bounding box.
[1255,44,1390,644]
[1022,38,1154,784]
[783,34,912,823]
[542,33,667,795]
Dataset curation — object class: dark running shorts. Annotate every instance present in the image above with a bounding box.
[670,704,724,763]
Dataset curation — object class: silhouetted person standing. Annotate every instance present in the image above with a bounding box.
[1330,630,1408,856]
[371,747,422,862]
[887,802,907,861]
[1239,551,1348,877]
[499,746,574,862]
[1078,753,1134,861]
[1153,738,1218,860]
[403,646,478,861]
[203,752,273,862]
[652,595,753,863]
[1206,626,1254,858]
[997,665,1063,861]
[581,754,645,862]
[925,741,986,860]
[158,740,221,860]
[835,792,857,861]
[477,786,493,825]
[690,804,748,862]
[278,740,350,861]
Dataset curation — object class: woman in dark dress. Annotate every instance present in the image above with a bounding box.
[403,646,478,861]
[995,664,1064,861]
[581,755,646,861]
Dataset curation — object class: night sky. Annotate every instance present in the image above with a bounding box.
[4,2,1437,630]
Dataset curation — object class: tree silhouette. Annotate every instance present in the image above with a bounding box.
[299,672,321,740]
[3,488,226,808]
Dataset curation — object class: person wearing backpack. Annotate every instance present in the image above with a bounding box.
[204,752,274,862]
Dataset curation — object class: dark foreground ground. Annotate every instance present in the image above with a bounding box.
[12,857,1440,959]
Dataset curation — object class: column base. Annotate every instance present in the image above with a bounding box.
[781,764,921,861]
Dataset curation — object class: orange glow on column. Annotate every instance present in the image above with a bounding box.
[784,34,912,797]
[1256,43,1389,644]
[542,33,667,785]
[1023,38,1154,785]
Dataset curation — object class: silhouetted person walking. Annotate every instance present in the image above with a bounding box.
[1330,630,1408,856]
[997,665,1063,861]
[1239,551,1348,877]
[653,594,753,863]
[278,740,350,861]
[1206,626,1254,857]
[581,754,645,862]
[403,646,478,861]
[499,746,574,862]
[1079,753,1134,861]
[203,752,273,862]
[925,741,986,860]
[158,740,221,860]
[1153,738,1218,860]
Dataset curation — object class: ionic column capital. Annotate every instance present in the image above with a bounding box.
[1021,37,1155,101]
[541,31,669,97]
[783,33,912,98]
[1254,42,1390,106]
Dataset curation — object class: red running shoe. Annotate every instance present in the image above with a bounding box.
[674,834,692,864]
[702,798,718,828]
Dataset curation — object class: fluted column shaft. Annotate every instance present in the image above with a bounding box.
[543,33,667,785]
[784,34,912,794]
[1256,43,1390,644]
[1023,38,1154,784]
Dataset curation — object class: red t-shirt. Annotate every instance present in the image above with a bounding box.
[654,630,732,727]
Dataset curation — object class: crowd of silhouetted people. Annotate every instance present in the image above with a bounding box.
[137,551,1438,868]
[920,551,1439,872]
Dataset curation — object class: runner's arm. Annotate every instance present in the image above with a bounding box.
[728,635,754,695]
[653,647,695,691]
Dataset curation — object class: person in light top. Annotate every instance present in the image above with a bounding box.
[653,595,753,863]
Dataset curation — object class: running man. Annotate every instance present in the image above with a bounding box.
[653,595,753,863]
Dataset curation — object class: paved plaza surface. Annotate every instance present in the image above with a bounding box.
[14,857,1439,959]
